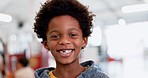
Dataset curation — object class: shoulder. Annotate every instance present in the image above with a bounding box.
[93,69,109,78]
[34,67,55,78]
[15,67,35,78]
[86,64,109,78]
[79,60,109,78]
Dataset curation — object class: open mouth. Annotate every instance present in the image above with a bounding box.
[57,49,74,56]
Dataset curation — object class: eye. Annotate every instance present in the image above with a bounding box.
[69,33,78,38]
[50,34,60,39]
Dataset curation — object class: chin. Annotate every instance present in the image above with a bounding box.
[59,59,77,65]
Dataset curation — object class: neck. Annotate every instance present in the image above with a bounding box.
[53,60,85,78]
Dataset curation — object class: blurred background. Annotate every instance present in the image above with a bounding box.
[0,0,148,78]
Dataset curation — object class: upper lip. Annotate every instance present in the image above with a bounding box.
[56,45,74,51]
[57,48,74,52]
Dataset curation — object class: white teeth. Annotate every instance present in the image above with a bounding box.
[59,50,72,54]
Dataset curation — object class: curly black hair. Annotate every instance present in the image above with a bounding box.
[34,0,94,43]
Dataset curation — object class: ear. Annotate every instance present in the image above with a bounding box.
[43,41,50,50]
[82,37,88,49]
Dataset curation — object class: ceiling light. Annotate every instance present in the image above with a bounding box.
[121,3,148,13]
[118,19,126,25]
[0,13,12,22]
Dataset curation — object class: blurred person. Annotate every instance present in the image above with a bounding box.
[33,0,109,78]
[14,57,34,78]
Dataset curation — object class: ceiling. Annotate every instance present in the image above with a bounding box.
[79,0,148,26]
[0,0,148,35]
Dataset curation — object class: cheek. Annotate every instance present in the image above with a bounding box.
[47,41,56,50]
[75,40,84,48]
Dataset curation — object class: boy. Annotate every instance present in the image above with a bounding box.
[34,0,109,78]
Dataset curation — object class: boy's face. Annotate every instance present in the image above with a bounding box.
[44,15,88,65]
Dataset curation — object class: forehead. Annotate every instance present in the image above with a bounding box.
[47,15,81,32]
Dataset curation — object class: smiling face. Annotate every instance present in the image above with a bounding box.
[44,15,88,65]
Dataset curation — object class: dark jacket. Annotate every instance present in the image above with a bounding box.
[34,60,109,78]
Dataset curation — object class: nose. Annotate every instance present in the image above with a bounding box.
[58,36,70,45]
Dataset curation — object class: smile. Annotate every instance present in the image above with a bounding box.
[57,49,74,56]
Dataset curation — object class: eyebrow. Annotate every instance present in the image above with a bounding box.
[68,28,81,32]
[47,30,59,35]
[47,27,81,35]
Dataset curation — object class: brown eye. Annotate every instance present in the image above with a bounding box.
[69,33,78,38]
[50,34,60,39]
